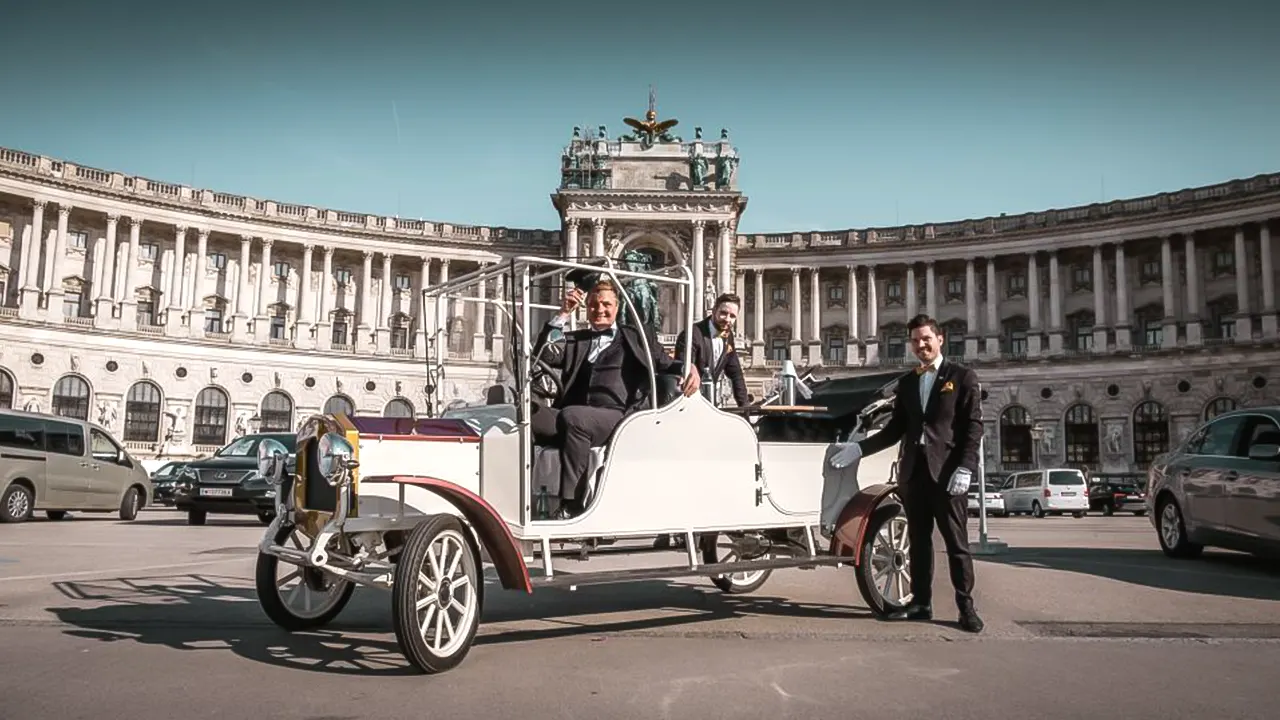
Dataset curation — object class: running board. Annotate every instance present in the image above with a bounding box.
[530,553,852,589]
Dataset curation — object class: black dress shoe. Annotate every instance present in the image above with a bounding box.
[958,609,985,633]
[885,603,932,621]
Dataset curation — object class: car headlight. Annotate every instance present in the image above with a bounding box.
[317,432,356,485]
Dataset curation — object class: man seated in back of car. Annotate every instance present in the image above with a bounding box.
[529,277,700,518]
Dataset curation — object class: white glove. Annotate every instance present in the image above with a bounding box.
[947,468,972,496]
[829,442,863,468]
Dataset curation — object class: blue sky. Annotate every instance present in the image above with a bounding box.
[2,0,1277,233]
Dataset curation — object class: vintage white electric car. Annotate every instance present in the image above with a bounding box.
[253,257,912,674]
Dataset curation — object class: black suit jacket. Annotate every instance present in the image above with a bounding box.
[674,317,750,407]
[531,318,680,414]
[857,359,984,486]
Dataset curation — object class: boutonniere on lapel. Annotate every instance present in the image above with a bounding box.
[941,380,956,394]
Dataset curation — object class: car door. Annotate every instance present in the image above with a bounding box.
[41,418,92,507]
[86,428,132,505]
[1224,414,1280,545]
[1174,414,1247,535]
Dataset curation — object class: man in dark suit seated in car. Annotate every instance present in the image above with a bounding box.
[674,292,750,408]
[530,277,700,518]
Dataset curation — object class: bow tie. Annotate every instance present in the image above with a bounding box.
[589,327,616,339]
[717,328,730,340]
[916,364,936,375]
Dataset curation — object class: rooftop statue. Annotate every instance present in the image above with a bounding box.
[621,86,681,149]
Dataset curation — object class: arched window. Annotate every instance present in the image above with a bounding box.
[0,369,13,409]
[390,314,410,350]
[384,398,415,418]
[323,394,355,417]
[1132,401,1169,467]
[52,375,91,420]
[1000,406,1033,468]
[1063,403,1099,467]
[124,380,163,442]
[1203,396,1238,421]
[260,391,294,432]
[193,387,229,446]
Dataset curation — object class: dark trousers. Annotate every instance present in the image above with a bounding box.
[903,460,976,612]
[530,404,624,508]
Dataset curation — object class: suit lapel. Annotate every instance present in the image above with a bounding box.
[922,359,950,418]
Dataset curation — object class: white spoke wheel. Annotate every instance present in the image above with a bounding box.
[255,524,355,630]
[392,514,482,674]
[702,534,773,594]
[855,505,914,616]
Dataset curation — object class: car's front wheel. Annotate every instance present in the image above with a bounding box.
[1156,496,1203,559]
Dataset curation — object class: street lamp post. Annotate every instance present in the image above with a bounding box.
[972,384,1007,555]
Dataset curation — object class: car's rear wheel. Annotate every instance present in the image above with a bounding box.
[1156,495,1203,559]
[702,533,773,594]
[855,504,913,617]
[46,510,69,521]
[187,509,207,526]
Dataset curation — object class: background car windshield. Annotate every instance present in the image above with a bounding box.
[1050,470,1086,485]
[215,434,297,457]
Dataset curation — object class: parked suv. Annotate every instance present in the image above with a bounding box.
[1088,477,1147,516]
[1,408,152,523]
[172,433,295,525]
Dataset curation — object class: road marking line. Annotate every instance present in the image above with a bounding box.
[0,558,245,583]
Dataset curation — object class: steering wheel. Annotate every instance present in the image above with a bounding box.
[502,320,564,401]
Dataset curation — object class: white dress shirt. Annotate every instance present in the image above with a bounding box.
[548,315,617,363]
[917,353,944,410]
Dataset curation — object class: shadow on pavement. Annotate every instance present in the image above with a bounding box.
[979,547,1280,601]
[45,567,870,677]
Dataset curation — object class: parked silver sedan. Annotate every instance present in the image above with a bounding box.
[1146,407,1280,559]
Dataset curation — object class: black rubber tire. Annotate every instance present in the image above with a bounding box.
[187,509,207,526]
[1032,501,1045,518]
[255,524,355,631]
[119,486,142,521]
[46,510,69,521]
[257,511,275,525]
[392,514,482,674]
[1,484,34,523]
[701,533,773,594]
[1155,495,1204,559]
[855,503,913,618]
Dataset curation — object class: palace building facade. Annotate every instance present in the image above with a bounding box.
[2,111,1279,481]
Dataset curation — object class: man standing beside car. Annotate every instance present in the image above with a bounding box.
[829,313,986,633]
[674,292,750,408]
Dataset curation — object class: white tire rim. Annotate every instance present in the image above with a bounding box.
[274,528,349,619]
[1160,502,1181,549]
[413,529,478,658]
[869,515,913,606]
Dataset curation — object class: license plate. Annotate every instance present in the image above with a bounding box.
[1061,491,1076,496]
[200,487,234,497]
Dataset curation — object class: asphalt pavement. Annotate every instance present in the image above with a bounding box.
[1,509,1278,720]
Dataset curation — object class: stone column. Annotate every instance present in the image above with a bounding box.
[295,243,315,348]
[45,204,72,318]
[846,264,860,366]
[1160,235,1177,347]
[316,247,335,350]
[233,236,253,341]
[438,259,451,352]
[733,269,747,343]
[964,258,979,359]
[18,200,45,318]
[1048,251,1064,353]
[789,266,801,360]
[375,253,393,353]
[808,267,822,365]
[412,256,430,359]
[1184,233,1202,346]
[752,269,765,364]
[94,214,119,323]
[1092,244,1108,350]
[1026,252,1042,356]
[118,219,141,331]
[1260,223,1276,338]
[166,225,186,332]
[1115,242,1132,349]
[472,264,489,359]
[925,261,936,318]
[1233,227,1250,340]
[563,218,579,261]
[984,259,999,357]
[188,229,210,337]
[590,218,605,257]
[905,263,917,317]
[864,266,880,364]
[354,250,373,349]
[718,221,733,301]
[490,268,506,360]
[254,239,274,342]
[691,220,706,315]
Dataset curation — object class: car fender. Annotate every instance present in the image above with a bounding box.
[362,475,533,594]
[828,483,903,565]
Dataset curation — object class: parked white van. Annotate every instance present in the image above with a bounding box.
[1,408,152,523]
[1000,467,1089,518]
